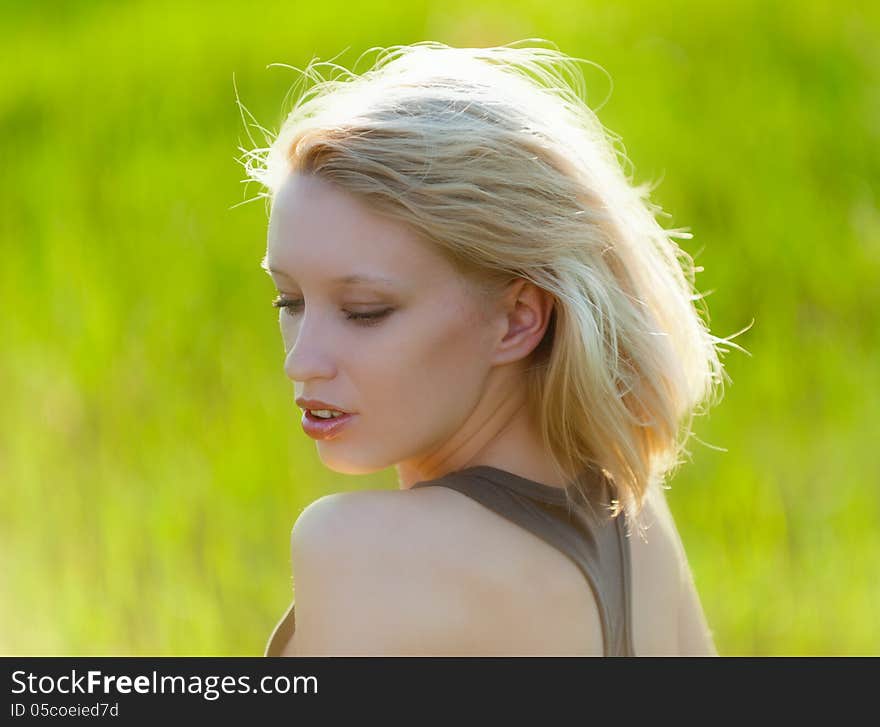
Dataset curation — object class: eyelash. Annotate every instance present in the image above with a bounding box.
[271,295,393,326]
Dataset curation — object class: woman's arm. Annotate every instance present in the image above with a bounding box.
[644,484,718,656]
[677,563,718,656]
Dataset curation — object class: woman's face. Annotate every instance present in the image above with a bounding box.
[263,172,507,477]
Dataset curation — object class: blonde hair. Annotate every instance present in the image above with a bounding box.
[239,40,748,527]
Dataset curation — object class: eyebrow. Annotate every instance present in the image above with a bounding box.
[260,258,398,287]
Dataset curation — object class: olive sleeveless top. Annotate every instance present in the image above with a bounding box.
[265,463,635,656]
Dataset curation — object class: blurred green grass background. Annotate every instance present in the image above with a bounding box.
[1,0,877,655]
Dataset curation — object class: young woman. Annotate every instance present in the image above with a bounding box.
[245,41,734,656]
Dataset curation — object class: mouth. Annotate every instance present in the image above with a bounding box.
[300,410,355,440]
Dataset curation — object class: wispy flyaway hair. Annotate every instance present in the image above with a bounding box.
[239,39,748,526]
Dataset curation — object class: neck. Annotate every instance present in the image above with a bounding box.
[397,372,567,490]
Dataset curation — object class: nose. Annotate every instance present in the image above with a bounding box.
[282,313,337,383]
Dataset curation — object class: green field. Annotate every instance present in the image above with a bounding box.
[1,0,877,655]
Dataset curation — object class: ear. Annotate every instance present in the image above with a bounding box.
[490,278,555,366]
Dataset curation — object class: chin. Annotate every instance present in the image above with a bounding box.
[315,453,387,477]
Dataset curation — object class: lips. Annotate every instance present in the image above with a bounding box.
[300,410,355,440]
[296,397,350,414]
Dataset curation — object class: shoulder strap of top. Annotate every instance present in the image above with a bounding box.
[411,464,635,656]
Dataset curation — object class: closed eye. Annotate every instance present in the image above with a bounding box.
[271,295,393,326]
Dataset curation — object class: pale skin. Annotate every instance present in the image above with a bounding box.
[264,171,717,656]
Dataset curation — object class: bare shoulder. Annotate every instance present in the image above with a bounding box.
[289,486,601,655]
[288,488,501,655]
[290,488,477,570]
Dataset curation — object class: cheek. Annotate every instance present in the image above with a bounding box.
[363,302,492,422]
[279,318,304,359]
[279,315,295,348]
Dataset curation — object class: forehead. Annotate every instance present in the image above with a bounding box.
[266,173,446,282]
